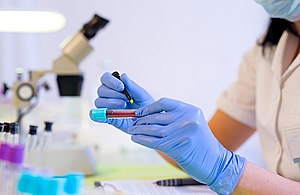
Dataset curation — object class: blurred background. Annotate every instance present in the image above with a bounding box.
[0,0,268,167]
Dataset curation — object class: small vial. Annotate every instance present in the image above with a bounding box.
[39,122,53,151]
[0,122,3,133]
[0,122,10,142]
[0,123,3,142]
[0,143,10,194]
[63,172,85,195]
[37,121,53,167]
[6,144,25,195]
[8,122,19,145]
[91,108,138,120]
[25,125,38,164]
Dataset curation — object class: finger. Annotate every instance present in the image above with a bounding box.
[97,85,127,100]
[94,98,126,109]
[136,98,182,117]
[101,72,125,92]
[128,125,167,137]
[129,120,190,137]
[132,112,181,126]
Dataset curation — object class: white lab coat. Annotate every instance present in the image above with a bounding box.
[217,30,300,181]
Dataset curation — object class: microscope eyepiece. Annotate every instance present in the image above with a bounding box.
[81,14,109,40]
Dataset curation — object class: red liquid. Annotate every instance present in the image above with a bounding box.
[106,110,138,118]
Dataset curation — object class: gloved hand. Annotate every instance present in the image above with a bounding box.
[128,98,246,195]
[90,72,154,132]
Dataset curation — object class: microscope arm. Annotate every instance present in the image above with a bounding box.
[53,32,93,76]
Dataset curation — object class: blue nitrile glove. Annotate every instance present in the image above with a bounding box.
[90,72,154,132]
[128,98,246,195]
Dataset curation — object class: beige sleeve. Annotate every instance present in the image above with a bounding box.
[216,45,262,129]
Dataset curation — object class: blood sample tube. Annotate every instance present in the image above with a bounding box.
[91,108,138,120]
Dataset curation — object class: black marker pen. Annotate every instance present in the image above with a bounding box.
[155,178,205,186]
[112,71,134,104]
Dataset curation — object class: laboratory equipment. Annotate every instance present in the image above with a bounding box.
[13,14,109,105]
[24,121,96,176]
[24,125,38,164]
[18,170,85,195]
[40,143,97,176]
[3,14,109,134]
[0,143,10,194]
[37,121,53,167]
[91,108,138,120]
[0,122,3,132]
[38,121,53,151]
[6,144,25,195]
[0,122,10,142]
[8,122,20,145]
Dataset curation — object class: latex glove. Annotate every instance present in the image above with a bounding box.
[128,98,246,195]
[90,72,154,132]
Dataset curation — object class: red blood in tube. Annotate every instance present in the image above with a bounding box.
[106,110,138,118]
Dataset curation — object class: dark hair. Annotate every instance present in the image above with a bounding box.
[259,18,298,53]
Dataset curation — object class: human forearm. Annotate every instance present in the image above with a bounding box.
[233,161,300,195]
[209,109,255,151]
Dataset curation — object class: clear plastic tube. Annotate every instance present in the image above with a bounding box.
[25,125,38,164]
[0,122,10,142]
[8,122,19,145]
[0,143,10,195]
[6,144,25,195]
[106,109,137,118]
[37,122,53,167]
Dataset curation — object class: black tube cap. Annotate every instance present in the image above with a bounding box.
[29,125,38,135]
[44,121,53,132]
[0,122,3,132]
[3,122,10,133]
[9,122,19,134]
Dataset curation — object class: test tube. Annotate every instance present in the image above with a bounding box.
[91,108,138,120]
[0,122,10,142]
[6,144,25,195]
[0,122,3,133]
[0,143,10,194]
[8,122,20,145]
[37,121,53,167]
[39,122,53,150]
[25,125,38,164]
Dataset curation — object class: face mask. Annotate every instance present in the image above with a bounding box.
[255,0,300,22]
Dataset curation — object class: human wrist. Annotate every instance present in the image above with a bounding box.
[209,152,246,195]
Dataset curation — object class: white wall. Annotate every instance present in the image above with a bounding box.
[0,0,268,166]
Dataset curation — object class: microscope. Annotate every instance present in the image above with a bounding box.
[5,14,109,175]
[13,14,109,109]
